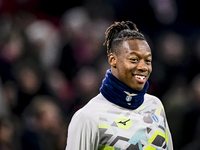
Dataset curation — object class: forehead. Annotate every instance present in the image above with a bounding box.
[121,39,151,55]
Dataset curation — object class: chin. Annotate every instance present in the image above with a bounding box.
[132,84,145,91]
[134,88,143,92]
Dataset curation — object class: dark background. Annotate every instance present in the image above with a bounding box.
[1,0,200,150]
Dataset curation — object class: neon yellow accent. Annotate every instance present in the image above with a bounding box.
[156,105,164,115]
[165,128,168,144]
[99,124,110,129]
[115,116,133,130]
[98,145,115,150]
[145,145,156,150]
[148,130,165,144]
[138,104,145,110]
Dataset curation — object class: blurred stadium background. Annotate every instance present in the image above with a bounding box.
[1,0,200,150]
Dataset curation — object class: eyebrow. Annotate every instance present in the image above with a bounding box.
[129,51,152,56]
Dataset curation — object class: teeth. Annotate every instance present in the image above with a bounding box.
[135,75,145,80]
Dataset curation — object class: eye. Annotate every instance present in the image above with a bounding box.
[130,58,139,63]
[145,59,152,63]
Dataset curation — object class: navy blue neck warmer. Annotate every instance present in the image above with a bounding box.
[100,69,149,109]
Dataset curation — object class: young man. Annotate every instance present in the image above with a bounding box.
[65,21,173,150]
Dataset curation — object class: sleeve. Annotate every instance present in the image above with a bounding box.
[65,110,99,150]
[159,99,173,150]
[165,118,174,150]
[154,95,174,150]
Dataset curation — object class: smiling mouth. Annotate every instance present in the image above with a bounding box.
[134,75,146,83]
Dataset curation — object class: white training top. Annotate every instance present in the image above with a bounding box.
[66,93,173,150]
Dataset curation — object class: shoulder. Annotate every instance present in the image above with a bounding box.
[66,94,106,149]
[144,93,164,106]
[70,93,108,124]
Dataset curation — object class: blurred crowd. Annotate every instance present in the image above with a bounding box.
[1,0,200,150]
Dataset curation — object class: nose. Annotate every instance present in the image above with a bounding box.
[137,60,148,72]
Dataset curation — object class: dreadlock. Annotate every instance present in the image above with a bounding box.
[104,21,146,55]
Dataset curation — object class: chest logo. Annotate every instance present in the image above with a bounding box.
[152,115,159,122]
[115,116,133,130]
[118,119,130,126]
[124,91,137,103]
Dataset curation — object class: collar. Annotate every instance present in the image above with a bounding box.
[100,69,148,109]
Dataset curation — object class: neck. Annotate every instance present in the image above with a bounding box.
[100,69,148,109]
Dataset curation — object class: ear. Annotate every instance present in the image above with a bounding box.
[108,53,117,68]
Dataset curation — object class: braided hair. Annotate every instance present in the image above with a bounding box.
[104,21,146,55]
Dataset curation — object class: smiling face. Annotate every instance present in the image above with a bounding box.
[109,39,152,91]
